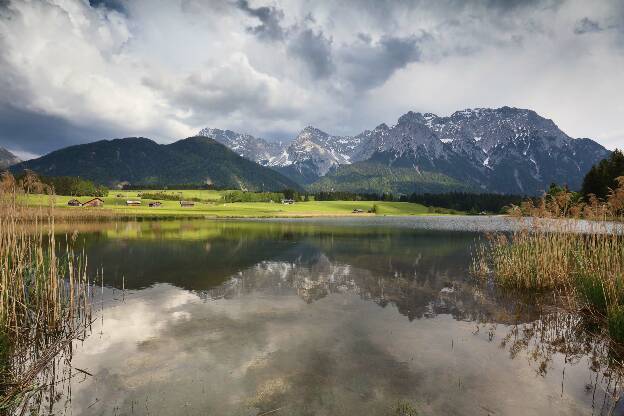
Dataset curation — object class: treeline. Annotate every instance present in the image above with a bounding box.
[312,190,522,213]
[221,190,286,203]
[122,183,218,190]
[407,192,525,214]
[43,176,108,197]
[313,191,395,201]
[13,172,108,197]
[137,192,197,202]
[582,149,624,200]
[508,150,624,219]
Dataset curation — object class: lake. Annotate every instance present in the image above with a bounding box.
[37,218,623,415]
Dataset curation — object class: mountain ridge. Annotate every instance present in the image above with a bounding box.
[11,136,301,191]
[198,106,610,194]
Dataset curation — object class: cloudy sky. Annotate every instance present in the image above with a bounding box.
[0,0,623,158]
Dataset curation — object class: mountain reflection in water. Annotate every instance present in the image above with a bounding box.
[26,220,624,415]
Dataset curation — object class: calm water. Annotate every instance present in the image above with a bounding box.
[39,218,623,415]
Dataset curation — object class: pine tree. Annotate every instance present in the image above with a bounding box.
[581,149,624,200]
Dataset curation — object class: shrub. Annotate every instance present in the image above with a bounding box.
[221,190,284,203]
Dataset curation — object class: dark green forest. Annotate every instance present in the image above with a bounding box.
[11,137,301,192]
[582,149,624,200]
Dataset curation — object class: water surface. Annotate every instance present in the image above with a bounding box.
[41,218,623,415]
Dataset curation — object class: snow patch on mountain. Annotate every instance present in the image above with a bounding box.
[198,106,609,193]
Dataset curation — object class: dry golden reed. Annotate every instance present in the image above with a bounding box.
[0,171,93,412]
[473,177,624,342]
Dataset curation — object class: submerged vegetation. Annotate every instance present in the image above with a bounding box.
[0,172,93,413]
[473,176,624,343]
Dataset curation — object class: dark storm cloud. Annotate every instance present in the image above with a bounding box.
[236,0,285,41]
[574,17,603,35]
[287,28,334,79]
[234,2,335,80]
[88,0,127,14]
[339,35,426,90]
[1,0,622,154]
[480,0,557,11]
[233,1,424,87]
[328,0,562,19]
[0,105,121,156]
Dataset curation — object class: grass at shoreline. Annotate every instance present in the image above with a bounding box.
[473,222,624,343]
[23,191,457,219]
[472,177,624,343]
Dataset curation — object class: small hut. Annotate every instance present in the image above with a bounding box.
[281,199,295,205]
[179,201,195,207]
[126,200,141,206]
[149,202,162,207]
[67,199,81,207]
[83,198,104,207]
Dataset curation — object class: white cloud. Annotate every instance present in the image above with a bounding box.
[0,0,622,152]
[0,0,193,141]
[7,148,40,161]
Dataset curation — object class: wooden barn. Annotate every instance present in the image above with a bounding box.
[67,199,81,207]
[149,202,162,207]
[83,198,104,207]
[179,201,195,207]
[126,200,141,206]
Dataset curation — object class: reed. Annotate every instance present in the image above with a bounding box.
[0,172,93,412]
[472,178,624,343]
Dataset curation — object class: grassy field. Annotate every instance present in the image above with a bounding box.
[24,190,449,218]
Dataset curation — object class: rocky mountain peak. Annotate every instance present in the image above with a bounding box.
[374,123,390,131]
[397,111,426,125]
[294,126,331,144]
[198,107,609,194]
[197,127,283,165]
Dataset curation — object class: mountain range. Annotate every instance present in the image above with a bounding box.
[10,137,300,191]
[199,107,610,195]
[0,147,20,170]
[4,107,611,195]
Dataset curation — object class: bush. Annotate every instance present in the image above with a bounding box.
[138,192,183,201]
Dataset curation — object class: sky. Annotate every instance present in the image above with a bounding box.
[0,0,623,159]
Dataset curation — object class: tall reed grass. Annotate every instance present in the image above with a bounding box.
[0,172,93,412]
[473,177,624,343]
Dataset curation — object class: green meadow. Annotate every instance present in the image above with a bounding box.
[24,189,452,218]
